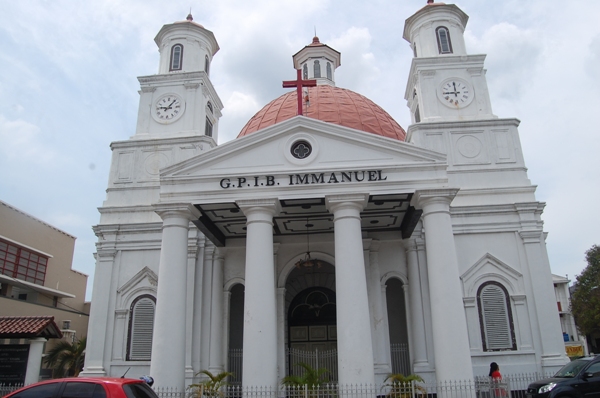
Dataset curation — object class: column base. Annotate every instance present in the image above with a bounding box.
[80,367,107,377]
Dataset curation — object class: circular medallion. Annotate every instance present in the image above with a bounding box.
[457,135,482,158]
[290,140,312,159]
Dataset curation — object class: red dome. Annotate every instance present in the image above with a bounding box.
[237,85,406,140]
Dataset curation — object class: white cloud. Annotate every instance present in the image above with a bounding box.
[0,115,56,164]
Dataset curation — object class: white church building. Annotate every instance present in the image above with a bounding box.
[82,2,569,391]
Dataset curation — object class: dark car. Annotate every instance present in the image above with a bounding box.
[526,355,600,397]
[2,377,157,398]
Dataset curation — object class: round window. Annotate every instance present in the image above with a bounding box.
[290,140,312,159]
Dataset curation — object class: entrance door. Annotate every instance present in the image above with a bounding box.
[288,287,338,381]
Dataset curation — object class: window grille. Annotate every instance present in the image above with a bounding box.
[478,282,516,351]
[436,27,453,54]
[127,295,156,361]
[170,44,183,71]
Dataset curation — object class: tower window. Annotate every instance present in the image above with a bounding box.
[205,118,213,137]
[413,42,418,57]
[205,55,210,76]
[477,282,516,351]
[313,60,321,78]
[170,44,183,71]
[207,102,213,114]
[326,62,332,80]
[436,27,453,54]
[127,295,156,361]
[303,64,308,80]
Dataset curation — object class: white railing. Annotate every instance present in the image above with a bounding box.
[157,374,547,398]
[287,348,338,383]
[1,383,24,397]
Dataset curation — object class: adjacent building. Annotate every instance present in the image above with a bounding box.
[0,200,90,382]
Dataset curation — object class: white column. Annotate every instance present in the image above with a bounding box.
[186,236,202,382]
[366,239,390,382]
[81,248,116,376]
[24,337,46,385]
[238,198,280,389]
[209,247,226,374]
[191,239,206,378]
[200,244,215,374]
[150,205,196,389]
[414,189,473,382]
[404,238,429,370]
[517,211,568,369]
[326,194,375,386]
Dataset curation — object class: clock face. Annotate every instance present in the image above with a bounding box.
[154,94,185,123]
[438,79,473,108]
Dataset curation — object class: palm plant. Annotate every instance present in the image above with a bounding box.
[281,362,330,394]
[188,370,233,397]
[383,373,426,398]
[43,336,86,378]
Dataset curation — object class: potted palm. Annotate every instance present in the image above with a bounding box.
[383,373,426,398]
[188,370,233,398]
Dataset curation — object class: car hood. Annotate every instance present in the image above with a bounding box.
[528,377,572,389]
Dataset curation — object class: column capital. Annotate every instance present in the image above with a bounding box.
[414,188,459,209]
[154,203,201,223]
[325,193,369,213]
[402,238,418,252]
[237,198,281,219]
[215,247,227,259]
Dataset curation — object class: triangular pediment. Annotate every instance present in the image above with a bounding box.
[157,117,449,247]
[159,116,448,202]
[461,253,523,297]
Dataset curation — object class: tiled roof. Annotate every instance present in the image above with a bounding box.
[0,316,63,339]
[238,85,406,141]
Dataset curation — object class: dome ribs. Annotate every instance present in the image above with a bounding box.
[237,85,406,141]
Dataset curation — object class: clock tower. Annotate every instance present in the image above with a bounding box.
[403,3,495,124]
[134,14,223,141]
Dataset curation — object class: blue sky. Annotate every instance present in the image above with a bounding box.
[1,0,599,300]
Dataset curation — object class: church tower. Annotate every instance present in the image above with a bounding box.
[134,14,223,141]
[402,1,569,377]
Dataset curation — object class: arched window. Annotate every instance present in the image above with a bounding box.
[127,295,156,361]
[170,44,183,71]
[303,64,308,79]
[326,62,332,80]
[477,282,516,351]
[205,55,210,76]
[313,60,321,78]
[207,102,213,114]
[205,117,213,137]
[436,27,453,54]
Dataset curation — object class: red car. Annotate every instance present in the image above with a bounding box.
[2,377,158,398]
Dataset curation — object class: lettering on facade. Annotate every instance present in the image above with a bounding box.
[219,170,387,189]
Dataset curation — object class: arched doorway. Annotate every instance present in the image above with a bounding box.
[285,262,338,381]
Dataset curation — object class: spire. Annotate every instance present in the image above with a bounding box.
[186,10,193,21]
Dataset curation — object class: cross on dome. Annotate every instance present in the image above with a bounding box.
[282,69,317,116]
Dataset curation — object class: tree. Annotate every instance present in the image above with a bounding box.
[383,373,426,398]
[188,370,233,397]
[281,362,329,389]
[43,336,86,378]
[570,244,600,336]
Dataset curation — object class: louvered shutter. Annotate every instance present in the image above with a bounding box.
[129,297,155,360]
[480,284,512,350]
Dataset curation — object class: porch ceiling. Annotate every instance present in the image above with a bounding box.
[193,193,422,247]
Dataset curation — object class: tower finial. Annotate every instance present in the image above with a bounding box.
[186,9,193,21]
[427,0,434,4]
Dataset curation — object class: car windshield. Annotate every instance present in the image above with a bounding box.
[554,359,592,378]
